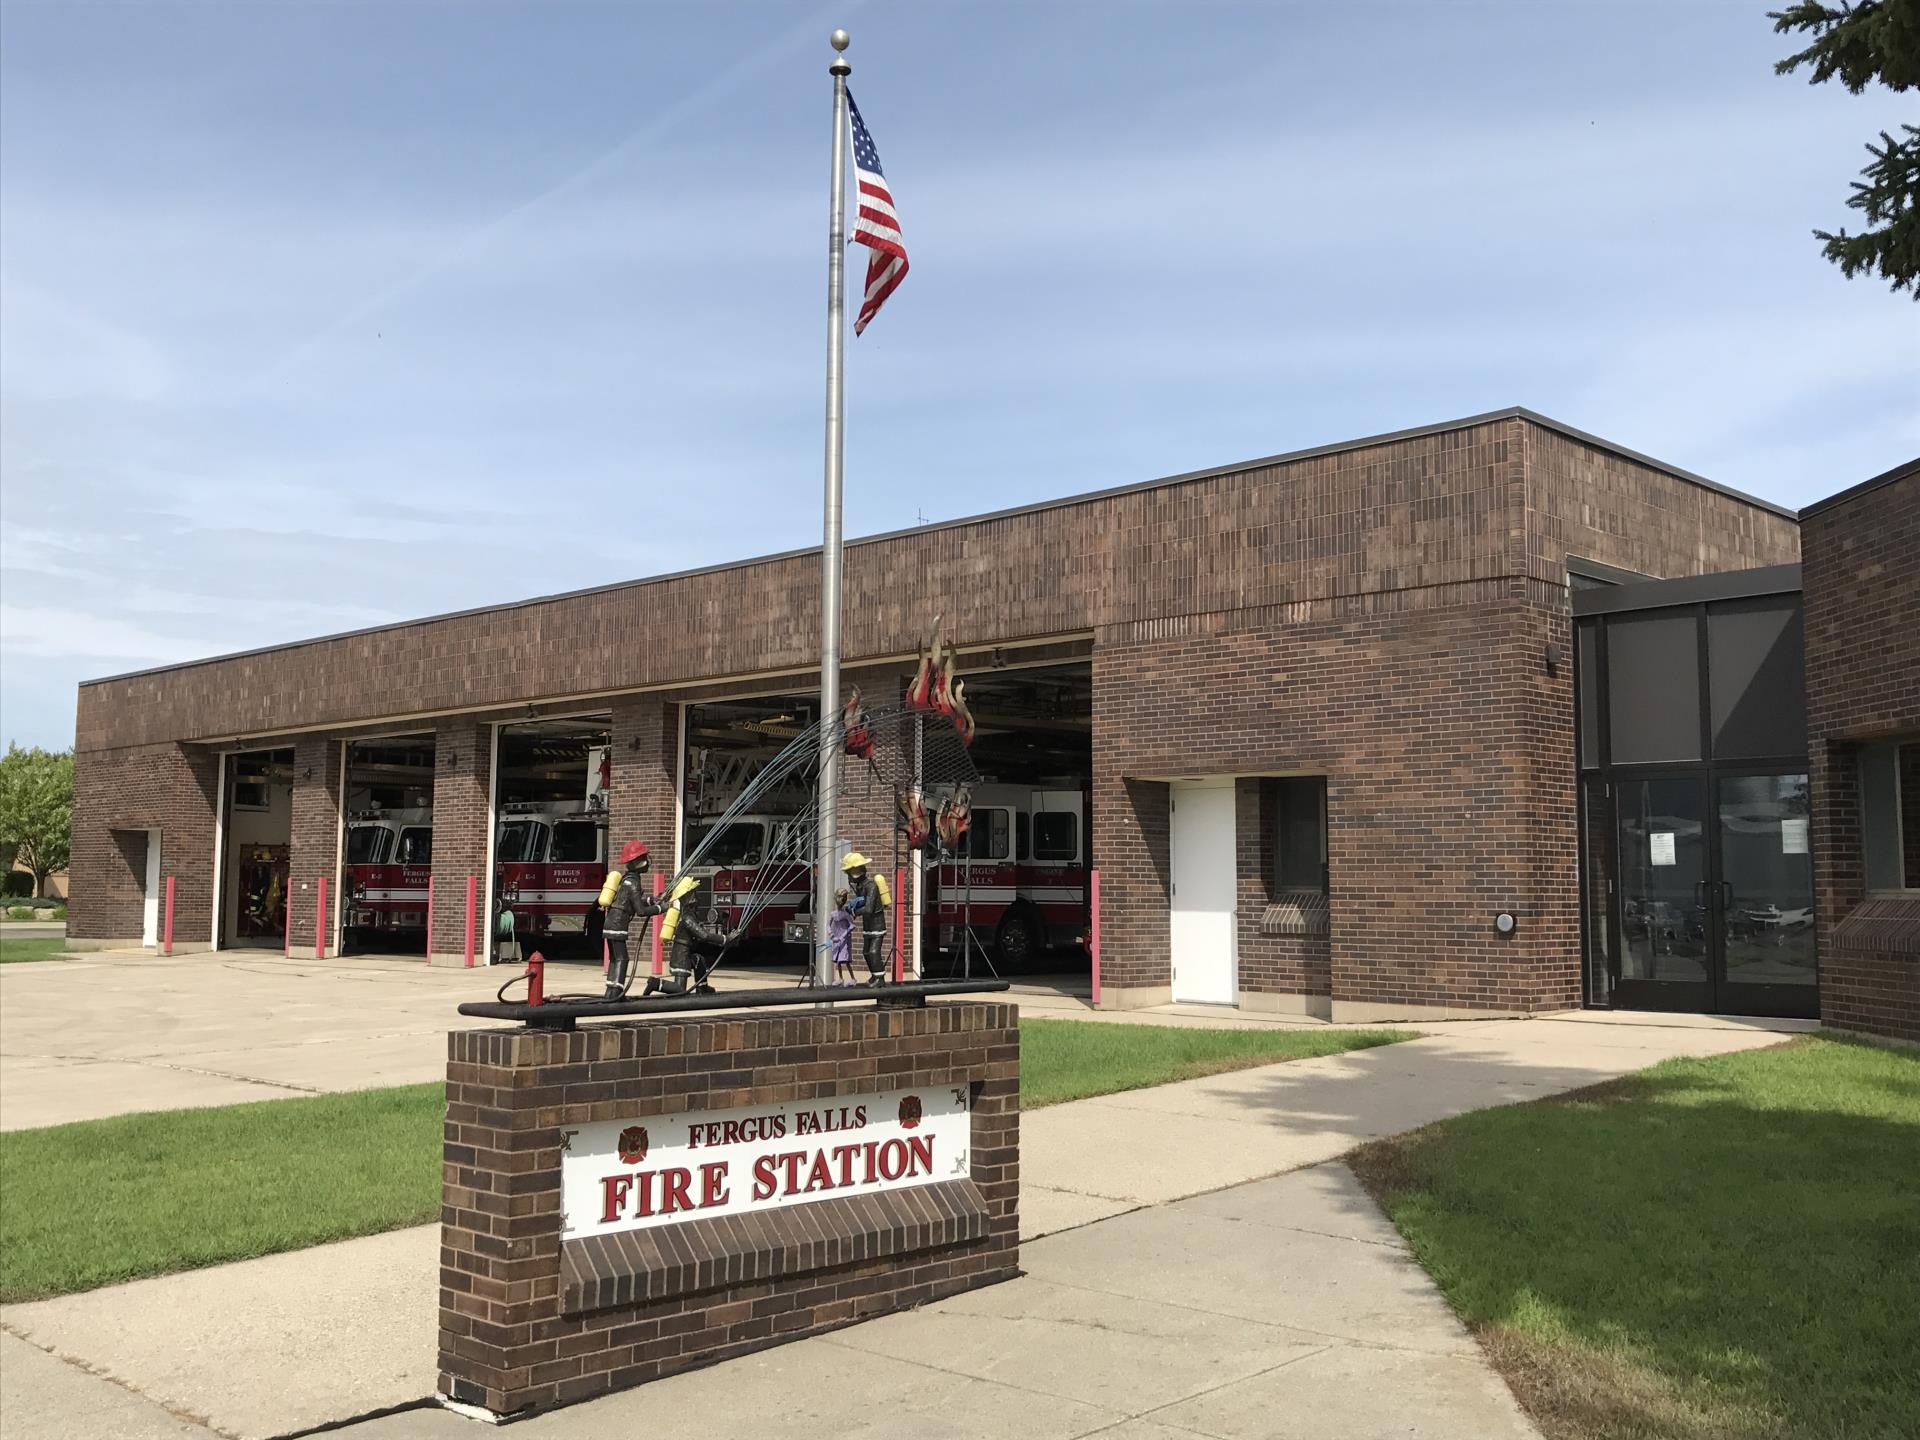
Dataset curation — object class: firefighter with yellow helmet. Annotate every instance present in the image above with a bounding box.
[840,851,892,984]
[641,875,740,997]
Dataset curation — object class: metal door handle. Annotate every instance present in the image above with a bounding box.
[1721,882,1733,910]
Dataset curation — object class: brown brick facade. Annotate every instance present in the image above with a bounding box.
[68,742,219,950]
[440,1002,1018,1416]
[1093,599,1584,1016]
[430,719,492,962]
[1802,463,1919,1043]
[68,410,1801,1017]
[286,736,343,956]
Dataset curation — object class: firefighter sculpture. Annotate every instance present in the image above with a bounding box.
[642,876,740,997]
[840,851,892,984]
[597,840,665,1001]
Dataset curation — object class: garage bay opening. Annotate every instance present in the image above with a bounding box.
[681,657,1092,984]
[492,717,612,968]
[340,737,435,957]
[219,748,293,950]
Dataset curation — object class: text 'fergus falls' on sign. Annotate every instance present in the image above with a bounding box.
[560,1084,972,1240]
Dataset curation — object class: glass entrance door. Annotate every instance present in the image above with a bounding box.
[1614,775,1712,1012]
[1611,771,1817,1017]
[1715,771,1817,1017]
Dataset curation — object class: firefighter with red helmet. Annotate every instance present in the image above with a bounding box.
[597,840,663,1001]
[841,851,891,984]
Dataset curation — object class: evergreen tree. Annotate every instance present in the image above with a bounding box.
[1772,1,1920,294]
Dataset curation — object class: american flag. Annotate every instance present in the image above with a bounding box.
[848,92,907,336]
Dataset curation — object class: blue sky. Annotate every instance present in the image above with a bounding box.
[2,0,1914,751]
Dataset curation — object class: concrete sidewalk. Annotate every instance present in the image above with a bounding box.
[0,1012,1801,1439]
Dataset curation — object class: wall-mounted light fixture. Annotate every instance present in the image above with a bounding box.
[1494,911,1517,936]
[1545,641,1563,676]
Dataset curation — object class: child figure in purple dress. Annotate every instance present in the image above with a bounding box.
[828,889,859,985]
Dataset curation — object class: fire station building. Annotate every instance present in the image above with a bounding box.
[66,408,1917,1035]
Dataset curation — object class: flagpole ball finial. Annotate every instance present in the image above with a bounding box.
[830,29,850,50]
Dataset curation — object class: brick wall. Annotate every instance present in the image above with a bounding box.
[68,742,220,944]
[440,1002,1018,1416]
[431,719,493,961]
[68,412,1803,985]
[1801,465,1919,1042]
[1522,421,1801,584]
[286,736,343,955]
[1093,599,1575,1015]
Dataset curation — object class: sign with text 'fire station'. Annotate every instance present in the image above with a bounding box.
[560,1085,971,1239]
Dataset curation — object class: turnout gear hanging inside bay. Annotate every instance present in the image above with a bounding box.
[840,852,891,983]
[643,877,740,997]
[598,841,662,1001]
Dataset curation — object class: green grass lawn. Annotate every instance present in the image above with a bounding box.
[0,935,64,963]
[1019,1018,1408,1109]
[0,1019,1407,1301]
[1350,1037,1920,1440]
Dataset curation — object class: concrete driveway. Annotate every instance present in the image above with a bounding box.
[0,949,1340,1132]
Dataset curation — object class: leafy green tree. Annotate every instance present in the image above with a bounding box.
[0,745,74,898]
[1772,0,1920,295]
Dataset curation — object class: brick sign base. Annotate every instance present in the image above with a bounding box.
[441,1002,1019,1417]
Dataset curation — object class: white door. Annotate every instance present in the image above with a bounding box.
[1170,781,1237,1004]
[141,828,163,947]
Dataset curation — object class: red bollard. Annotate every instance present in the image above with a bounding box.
[315,876,328,959]
[162,875,176,956]
[1089,868,1102,1008]
[650,872,666,977]
[893,865,906,982]
[526,951,546,1006]
[464,875,477,968]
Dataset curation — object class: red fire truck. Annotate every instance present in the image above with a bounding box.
[685,813,812,942]
[929,785,1087,964]
[343,809,432,948]
[775,784,1090,967]
[493,803,609,947]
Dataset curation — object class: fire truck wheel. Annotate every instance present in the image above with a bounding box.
[994,909,1040,968]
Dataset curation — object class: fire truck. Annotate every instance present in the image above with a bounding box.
[776,784,1090,967]
[493,803,609,946]
[343,809,432,948]
[928,784,1088,964]
[684,813,812,942]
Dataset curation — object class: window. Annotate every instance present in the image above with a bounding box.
[1861,740,1920,892]
[688,821,763,867]
[549,820,601,864]
[345,826,391,865]
[967,809,1011,861]
[1032,811,1078,863]
[1708,600,1805,759]
[1606,612,1702,764]
[398,827,433,865]
[232,755,274,811]
[1273,776,1328,893]
[495,820,548,864]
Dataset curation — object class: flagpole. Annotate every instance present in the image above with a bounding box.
[813,28,852,989]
